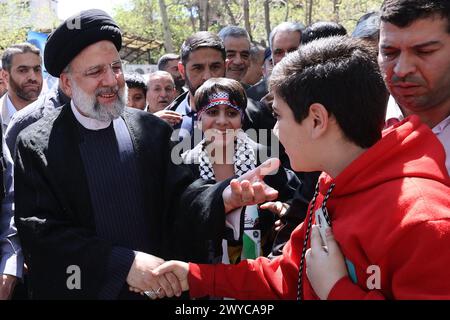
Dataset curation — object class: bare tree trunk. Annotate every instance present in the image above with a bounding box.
[199,0,209,31]
[264,0,271,45]
[222,0,237,25]
[243,0,252,40]
[333,0,341,22]
[307,0,313,25]
[188,4,197,32]
[284,0,289,21]
[158,0,174,52]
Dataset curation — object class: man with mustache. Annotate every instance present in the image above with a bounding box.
[379,0,450,174]
[13,9,279,300]
[247,22,304,102]
[166,31,227,149]
[218,26,251,87]
[146,71,178,119]
[0,43,43,131]
[157,53,185,97]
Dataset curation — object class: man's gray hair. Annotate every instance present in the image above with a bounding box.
[269,22,305,50]
[1,43,41,72]
[218,26,251,42]
[147,70,175,85]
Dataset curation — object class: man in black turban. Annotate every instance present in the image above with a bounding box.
[13,9,280,299]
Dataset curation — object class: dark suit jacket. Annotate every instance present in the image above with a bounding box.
[14,104,227,299]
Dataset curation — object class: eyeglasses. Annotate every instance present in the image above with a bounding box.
[81,60,123,78]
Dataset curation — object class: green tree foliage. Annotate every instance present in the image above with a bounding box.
[0,1,30,53]
[0,0,59,55]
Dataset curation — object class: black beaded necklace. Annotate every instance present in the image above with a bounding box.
[297,182,336,300]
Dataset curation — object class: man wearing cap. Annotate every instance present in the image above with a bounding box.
[13,9,279,299]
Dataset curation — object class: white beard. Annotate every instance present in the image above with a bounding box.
[70,79,127,122]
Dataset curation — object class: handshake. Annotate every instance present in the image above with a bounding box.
[126,159,282,299]
[127,252,190,299]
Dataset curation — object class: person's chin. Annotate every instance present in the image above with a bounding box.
[227,71,243,81]
[158,102,169,109]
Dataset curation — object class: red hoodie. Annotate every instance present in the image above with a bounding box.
[188,115,450,300]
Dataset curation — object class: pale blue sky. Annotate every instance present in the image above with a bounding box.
[57,0,130,20]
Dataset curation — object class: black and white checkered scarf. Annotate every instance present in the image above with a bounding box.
[198,131,257,181]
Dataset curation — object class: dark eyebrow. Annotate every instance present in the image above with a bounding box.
[86,59,121,70]
[17,64,41,69]
[413,40,442,49]
[381,40,442,50]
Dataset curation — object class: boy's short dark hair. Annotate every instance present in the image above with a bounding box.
[301,21,347,44]
[194,77,247,114]
[380,0,450,33]
[180,31,226,66]
[270,36,388,149]
[125,73,147,94]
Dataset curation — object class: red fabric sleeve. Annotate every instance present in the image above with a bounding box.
[187,220,308,300]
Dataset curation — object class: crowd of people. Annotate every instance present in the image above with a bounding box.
[0,0,449,300]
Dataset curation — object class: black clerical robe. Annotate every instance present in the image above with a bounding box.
[14,104,227,299]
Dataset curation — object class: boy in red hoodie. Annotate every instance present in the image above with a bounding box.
[147,35,450,300]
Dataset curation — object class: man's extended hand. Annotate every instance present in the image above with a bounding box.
[154,110,182,126]
[126,252,180,299]
[0,274,17,300]
[305,225,348,300]
[222,158,280,213]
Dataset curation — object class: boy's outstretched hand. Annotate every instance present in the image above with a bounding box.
[151,261,190,298]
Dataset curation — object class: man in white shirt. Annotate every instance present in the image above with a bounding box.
[0,43,43,131]
[379,0,450,174]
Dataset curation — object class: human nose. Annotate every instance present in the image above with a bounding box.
[160,89,169,98]
[202,68,212,81]
[272,121,279,139]
[393,53,416,78]
[234,54,243,65]
[101,65,119,86]
[28,69,39,82]
[215,111,228,125]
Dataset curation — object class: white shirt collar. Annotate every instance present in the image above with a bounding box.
[71,100,112,130]
[432,114,450,135]
[385,96,404,122]
[4,94,19,123]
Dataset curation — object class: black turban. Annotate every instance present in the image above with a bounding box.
[44,9,122,77]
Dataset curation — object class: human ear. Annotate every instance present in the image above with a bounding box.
[308,103,329,139]
[178,62,186,80]
[3,70,10,85]
[59,72,73,98]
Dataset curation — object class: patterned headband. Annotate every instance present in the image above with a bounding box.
[199,92,243,117]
